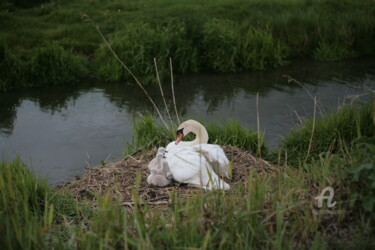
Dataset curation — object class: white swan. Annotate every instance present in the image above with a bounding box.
[165,120,230,190]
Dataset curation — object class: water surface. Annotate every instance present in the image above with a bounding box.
[0,59,374,183]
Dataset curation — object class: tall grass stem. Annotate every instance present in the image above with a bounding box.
[256,92,262,158]
[154,58,172,129]
[169,57,180,125]
[304,96,317,164]
[82,14,169,129]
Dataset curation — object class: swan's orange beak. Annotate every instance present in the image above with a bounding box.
[175,132,183,145]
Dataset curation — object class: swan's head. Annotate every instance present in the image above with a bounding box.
[175,120,208,145]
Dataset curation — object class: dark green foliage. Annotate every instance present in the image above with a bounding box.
[0,39,25,91]
[314,40,356,61]
[6,0,48,8]
[202,19,287,72]
[202,19,239,72]
[279,99,375,166]
[96,20,198,83]
[30,44,88,86]
[239,26,287,70]
[0,41,88,90]
[348,138,375,213]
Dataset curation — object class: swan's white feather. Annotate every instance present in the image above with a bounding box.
[166,142,229,178]
[166,146,230,190]
[192,144,229,178]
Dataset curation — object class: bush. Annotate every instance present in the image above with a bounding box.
[279,99,375,166]
[348,137,375,213]
[30,44,87,86]
[7,0,48,8]
[201,19,239,72]
[96,20,198,84]
[0,38,25,91]
[202,19,287,72]
[314,40,356,61]
[239,26,287,70]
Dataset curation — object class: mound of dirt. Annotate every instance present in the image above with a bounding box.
[60,145,281,206]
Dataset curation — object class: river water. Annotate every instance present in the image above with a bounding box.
[0,59,374,183]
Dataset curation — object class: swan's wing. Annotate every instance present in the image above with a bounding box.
[192,144,230,178]
[166,147,202,182]
[147,158,157,170]
[166,147,230,190]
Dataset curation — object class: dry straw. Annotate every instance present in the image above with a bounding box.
[256,92,262,158]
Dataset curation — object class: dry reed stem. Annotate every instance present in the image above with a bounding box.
[154,58,172,129]
[169,58,180,125]
[304,96,317,164]
[283,75,324,114]
[81,14,169,129]
[256,92,262,158]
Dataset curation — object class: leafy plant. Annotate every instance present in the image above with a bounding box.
[314,40,356,61]
[348,138,375,212]
[0,38,25,91]
[279,99,375,166]
[96,20,198,83]
[239,26,287,70]
[202,19,239,72]
[30,44,87,86]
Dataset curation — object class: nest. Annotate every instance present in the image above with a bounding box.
[60,145,281,206]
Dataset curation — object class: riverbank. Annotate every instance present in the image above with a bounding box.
[1,99,374,248]
[1,0,375,91]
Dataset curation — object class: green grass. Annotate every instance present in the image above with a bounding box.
[278,99,375,166]
[0,157,88,249]
[124,114,265,156]
[29,44,88,86]
[1,0,375,90]
[0,38,88,91]
[95,20,198,83]
[0,38,25,91]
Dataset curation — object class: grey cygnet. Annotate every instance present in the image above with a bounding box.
[147,147,173,187]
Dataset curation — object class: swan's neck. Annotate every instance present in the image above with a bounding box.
[186,123,208,146]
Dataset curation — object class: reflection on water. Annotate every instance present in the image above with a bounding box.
[0,59,374,183]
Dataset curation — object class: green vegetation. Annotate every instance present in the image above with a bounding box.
[95,20,198,82]
[1,99,375,249]
[278,99,375,166]
[30,44,88,86]
[1,0,375,90]
[0,39,87,90]
[348,137,375,213]
[124,114,265,156]
[0,157,87,248]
